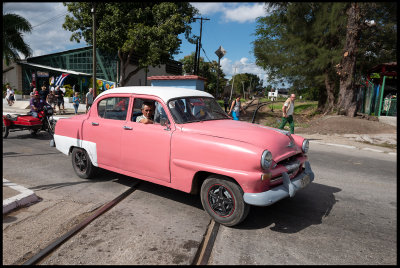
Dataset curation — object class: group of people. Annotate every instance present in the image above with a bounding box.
[28,83,95,118]
[223,93,297,134]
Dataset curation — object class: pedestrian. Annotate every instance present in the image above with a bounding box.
[30,88,37,98]
[223,95,229,113]
[39,85,49,102]
[85,87,94,113]
[54,86,65,114]
[72,92,80,115]
[278,93,296,134]
[5,84,15,106]
[228,94,246,121]
[29,82,35,92]
[46,89,56,112]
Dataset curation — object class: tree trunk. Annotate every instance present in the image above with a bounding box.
[117,49,143,87]
[324,72,336,114]
[336,2,361,117]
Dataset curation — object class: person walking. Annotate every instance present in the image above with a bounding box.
[46,89,56,112]
[5,84,15,106]
[278,93,296,134]
[228,94,246,121]
[223,95,229,113]
[54,86,65,114]
[39,85,49,102]
[85,88,94,113]
[72,92,80,115]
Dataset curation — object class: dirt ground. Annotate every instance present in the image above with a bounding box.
[240,99,397,149]
[242,99,396,135]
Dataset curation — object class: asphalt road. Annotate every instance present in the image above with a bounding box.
[2,130,397,265]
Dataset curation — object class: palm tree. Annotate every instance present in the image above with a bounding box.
[3,13,33,65]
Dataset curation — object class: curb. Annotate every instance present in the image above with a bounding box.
[3,178,40,214]
[309,140,396,155]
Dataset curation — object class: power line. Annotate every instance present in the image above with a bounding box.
[3,11,68,39]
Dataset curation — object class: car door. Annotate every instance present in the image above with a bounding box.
[82,94,131,169]
[120,97,173,182]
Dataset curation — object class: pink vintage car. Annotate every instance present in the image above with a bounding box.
[54,86,314,226]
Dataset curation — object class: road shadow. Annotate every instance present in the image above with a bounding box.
[3,132,53,140]
[236,182,341,232]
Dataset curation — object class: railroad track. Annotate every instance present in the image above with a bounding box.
[21,180,221,265]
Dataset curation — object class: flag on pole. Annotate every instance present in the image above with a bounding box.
[55,73,70,86]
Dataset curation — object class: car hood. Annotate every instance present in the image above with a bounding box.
[180,120,303,161]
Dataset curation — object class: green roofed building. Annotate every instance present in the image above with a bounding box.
[3,46,183,98]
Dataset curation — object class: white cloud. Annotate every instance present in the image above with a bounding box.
[3,2,86,58]
[221,57,269,86]
[192,2,266,23]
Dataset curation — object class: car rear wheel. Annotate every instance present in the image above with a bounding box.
[200,176,250,227]
[3,120,9,138]
[71,147,96,179]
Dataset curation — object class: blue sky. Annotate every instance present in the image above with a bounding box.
[3,2,272,85]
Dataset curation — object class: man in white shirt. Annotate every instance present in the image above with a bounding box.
[136,102,154,124]
[85,88,94,113]
[279,94,296,134]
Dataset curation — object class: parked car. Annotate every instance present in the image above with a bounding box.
[54,86,314,226]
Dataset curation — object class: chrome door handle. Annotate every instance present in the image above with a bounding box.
[123,126,132,130]
[91,122,99,126]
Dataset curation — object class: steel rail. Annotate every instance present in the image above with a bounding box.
[22,181,141,265]
[192,220,220,265]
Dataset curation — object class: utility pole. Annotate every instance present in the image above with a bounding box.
[193,17,209,75]
[230,66,237,101]
[242,81,245,100]
[92,2,97,98]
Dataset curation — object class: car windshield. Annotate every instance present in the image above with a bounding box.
[168,97,230,124]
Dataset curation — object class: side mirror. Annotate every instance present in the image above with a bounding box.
[160,118,170,130]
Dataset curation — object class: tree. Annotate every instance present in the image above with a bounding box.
[63,2,198,86]
[228,73,263,98]
[336,2,397,116]
[253,2,396,116]
[253,3,347,113]
[3,13,32,65]
[180,53,226,96]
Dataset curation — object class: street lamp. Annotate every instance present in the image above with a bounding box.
[215,45,226,98]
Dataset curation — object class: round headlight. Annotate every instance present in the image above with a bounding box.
[261,150,273,170]
[302,139,309,153]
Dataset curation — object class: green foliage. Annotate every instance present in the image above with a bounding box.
[64,84,74,97]
[253,2,397,112]
[63,2,198,85]
[3,13,33,65]
[179,53,226,96]
[228,73,263,98]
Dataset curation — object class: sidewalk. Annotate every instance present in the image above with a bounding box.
[2,98,396,214]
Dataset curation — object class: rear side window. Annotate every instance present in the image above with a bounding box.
[97,97,129,120]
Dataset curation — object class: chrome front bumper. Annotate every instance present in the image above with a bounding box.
[243,161,314,206]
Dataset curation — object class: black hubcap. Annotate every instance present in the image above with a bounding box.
[208,184,235,217]
[75,151,87,172]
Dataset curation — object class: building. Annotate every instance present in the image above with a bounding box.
[3,46,183,97]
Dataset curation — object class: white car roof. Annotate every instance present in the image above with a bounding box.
[96,86,214,103]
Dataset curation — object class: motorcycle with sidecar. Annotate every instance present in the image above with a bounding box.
[3,104,56,138]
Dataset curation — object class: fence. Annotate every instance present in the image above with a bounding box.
[358,79,397,116]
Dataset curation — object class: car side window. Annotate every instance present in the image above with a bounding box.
[131,98,169,125]
[97,97,129,120]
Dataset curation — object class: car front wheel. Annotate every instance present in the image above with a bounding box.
[71,147,96,179]
[200,176,250,227]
